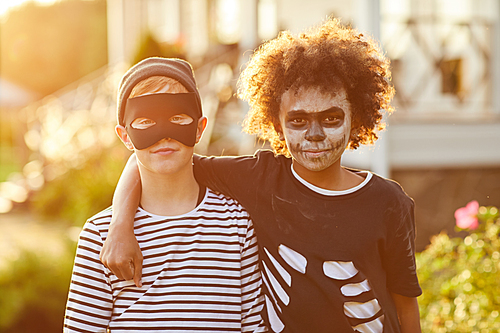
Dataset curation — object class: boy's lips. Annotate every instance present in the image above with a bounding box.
[299,147,333,159]
[300,150,329,159]
[151,146,178,155]
[303,148,329,152]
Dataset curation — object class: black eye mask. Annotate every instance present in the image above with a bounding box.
[124,93,201,149]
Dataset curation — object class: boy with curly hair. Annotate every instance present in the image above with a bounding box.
[101,19,422,333]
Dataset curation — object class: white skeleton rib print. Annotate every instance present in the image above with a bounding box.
[262,244,385,333]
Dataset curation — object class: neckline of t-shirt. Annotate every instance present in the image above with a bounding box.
[290,165,373,196]
[137,187,209,219]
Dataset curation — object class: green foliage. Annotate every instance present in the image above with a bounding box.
[30,144,129,226]
[0,146,22,182]
[0,242,76,333]
[132,31,186,66]
[133,31,164,65]
[0,110,26,181]
[417,206,500,332]
[0,0,108,96]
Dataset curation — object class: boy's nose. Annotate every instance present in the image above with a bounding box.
[305,121,326,141]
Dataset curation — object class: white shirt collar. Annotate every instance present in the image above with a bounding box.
[291,165,372,196]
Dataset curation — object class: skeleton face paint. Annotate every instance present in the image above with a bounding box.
[279,86,352,172]
[124,92,200,149]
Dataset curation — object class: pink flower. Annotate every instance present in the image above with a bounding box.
[455,201,479,230]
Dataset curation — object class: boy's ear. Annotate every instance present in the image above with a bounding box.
[195,116,208,144]
[349,127,359,140]
[275,124,285,141]
[115,125,135,151]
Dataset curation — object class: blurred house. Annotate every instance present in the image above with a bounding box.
[6,0,497,247]
[107,0,500,249]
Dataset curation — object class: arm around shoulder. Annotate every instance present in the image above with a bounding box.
[100,153,143,287]
[193,151,277,209]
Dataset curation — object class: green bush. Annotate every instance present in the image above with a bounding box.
[417,203,500,332]
[0,240,76,333]
[0,141,128,332]
[132,31,186,66]
[29,144,129,226]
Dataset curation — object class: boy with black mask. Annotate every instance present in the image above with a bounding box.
[64,57,266,333]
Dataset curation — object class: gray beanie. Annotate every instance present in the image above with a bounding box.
[117,57,202,125]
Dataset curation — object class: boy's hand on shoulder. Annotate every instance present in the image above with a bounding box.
[100,221,143,288]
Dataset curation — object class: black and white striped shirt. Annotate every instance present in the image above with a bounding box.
[64,188,266,333]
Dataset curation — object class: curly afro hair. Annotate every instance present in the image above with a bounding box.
[237,17,395,157]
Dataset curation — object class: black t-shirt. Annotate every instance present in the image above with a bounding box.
[194,150,421,333]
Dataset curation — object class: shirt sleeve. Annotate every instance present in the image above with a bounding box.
[193,150,277,211]
[384,197,422,297]
[63,221,113,333]
[240,218,267,332]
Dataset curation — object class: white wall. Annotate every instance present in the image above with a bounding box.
[107,0,144,65]
[276,0,353,33]
[389,123,500,168]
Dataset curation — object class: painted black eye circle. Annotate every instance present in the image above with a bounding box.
[323,117,340,124]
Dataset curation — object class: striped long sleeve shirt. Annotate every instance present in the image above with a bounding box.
[64,188,266,333]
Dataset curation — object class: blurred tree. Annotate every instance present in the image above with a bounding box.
[417,205,500,331]
[30,143,129,226]
[0,0,108,96]
[132,31,186,66]
[0,245,75,333]
[133,31,164,65]
[0,110,26,181]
